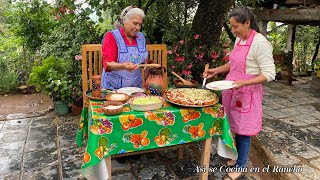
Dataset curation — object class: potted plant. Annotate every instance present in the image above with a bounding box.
[28,55,70,115]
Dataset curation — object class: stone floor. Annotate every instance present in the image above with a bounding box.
[0,75,319,180]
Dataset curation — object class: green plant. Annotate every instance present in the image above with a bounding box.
[27,55,72,103]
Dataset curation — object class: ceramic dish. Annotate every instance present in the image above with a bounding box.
[116,87,145,95]
[101,101,123,115]
[85,89,115,101]
[206,80,236,91]
[129,96,164,111]
[105,93,130,103]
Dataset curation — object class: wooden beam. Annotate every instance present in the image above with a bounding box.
[285,0,319,5]
[253,9,320,26]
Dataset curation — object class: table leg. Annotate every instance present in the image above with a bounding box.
[177,147,184,160]
[199,138,212,180]
[105,156,112,180]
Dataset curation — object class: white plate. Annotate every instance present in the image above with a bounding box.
[206,80,236,91]
[116,87,145,95]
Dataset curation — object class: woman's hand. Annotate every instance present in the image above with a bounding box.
[203,67,220,79]
[232,80,247,90]
[122,62,138,71]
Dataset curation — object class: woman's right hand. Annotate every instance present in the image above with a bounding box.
[203,67,220,79]
[122,62,138,71]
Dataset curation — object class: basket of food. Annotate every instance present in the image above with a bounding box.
[102,101,123,115]
[129,95,164,111]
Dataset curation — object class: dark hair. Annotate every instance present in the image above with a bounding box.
[228,6,260,33]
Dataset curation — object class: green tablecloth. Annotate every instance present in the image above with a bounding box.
[76,100,237,169]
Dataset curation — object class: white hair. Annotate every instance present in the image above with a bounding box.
[114,6,145,28]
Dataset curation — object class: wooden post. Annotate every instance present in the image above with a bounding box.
[199,138,212,180]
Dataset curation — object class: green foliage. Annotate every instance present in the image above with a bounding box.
[7,0,55,52]
[294,25,320,73]
[39,3,100,104]
[27,56,71,103]
[0,60,18,93]
[267,22,287,54]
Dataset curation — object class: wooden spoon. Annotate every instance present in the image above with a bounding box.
[171,71,194,86]
[138,64,161,68]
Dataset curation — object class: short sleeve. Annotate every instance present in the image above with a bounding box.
[102,32,118,71]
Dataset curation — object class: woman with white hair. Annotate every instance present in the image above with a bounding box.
[101,6,148,90]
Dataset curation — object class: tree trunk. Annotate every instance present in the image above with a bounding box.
[311,30,320,71]
[192,0,234,47]
[286,24,294,50]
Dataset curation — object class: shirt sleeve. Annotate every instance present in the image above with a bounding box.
[253,38,276,82]
[102,32,118,71]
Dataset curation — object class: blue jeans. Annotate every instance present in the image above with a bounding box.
[235,134,251,168]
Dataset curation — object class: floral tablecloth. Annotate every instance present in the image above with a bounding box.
[76,100,237,169]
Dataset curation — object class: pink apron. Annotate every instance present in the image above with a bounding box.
[222,30,263,136]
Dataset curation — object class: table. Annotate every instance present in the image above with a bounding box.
[76,100,237,179]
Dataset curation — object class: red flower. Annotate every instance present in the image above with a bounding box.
[223,43,229,47]
[222,55,229,62]
[194,34,199,39]
[182,70,192,75]
[179,40,185,45]
[236,101,242,107]
[167,50,173,55]
[175,56,185,62]
[187,63,193,69]
[211,51,219,59]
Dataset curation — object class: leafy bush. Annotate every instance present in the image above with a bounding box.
[0,61,18,93]
[27,56,71,103]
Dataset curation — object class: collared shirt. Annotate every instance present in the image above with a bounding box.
[102,27,138,71]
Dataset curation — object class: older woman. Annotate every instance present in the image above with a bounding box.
[204,6,275,180]
[101,6,148,90]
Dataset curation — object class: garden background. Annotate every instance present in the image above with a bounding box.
[0,0,319,106]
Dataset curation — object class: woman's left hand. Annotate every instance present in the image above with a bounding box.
[232,80,247,90]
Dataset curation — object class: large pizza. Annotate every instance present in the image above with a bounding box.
[164,88,218,106]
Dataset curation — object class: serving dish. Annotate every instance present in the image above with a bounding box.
[85,89,115,101]
[129,95,164,111]
[116,87,145,95]
[206,80,236,91]
[105,93,130,103]
[164,88,218,107]
[101,101,123,115]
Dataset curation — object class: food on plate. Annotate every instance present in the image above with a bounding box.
[165,88,218,106]
[110,94,126,101]
[131,96,162,105]
[104,105,123,110]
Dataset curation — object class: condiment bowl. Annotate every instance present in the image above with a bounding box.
[105,93,130,103]
[102,101,123,115]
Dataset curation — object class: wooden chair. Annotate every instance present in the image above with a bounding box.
[81,44,167,106]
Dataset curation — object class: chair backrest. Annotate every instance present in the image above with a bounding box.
[81,44,167,105]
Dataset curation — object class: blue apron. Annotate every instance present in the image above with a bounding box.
[101,29,148,90]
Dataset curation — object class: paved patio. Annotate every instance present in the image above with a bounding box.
[0,75,319,180]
